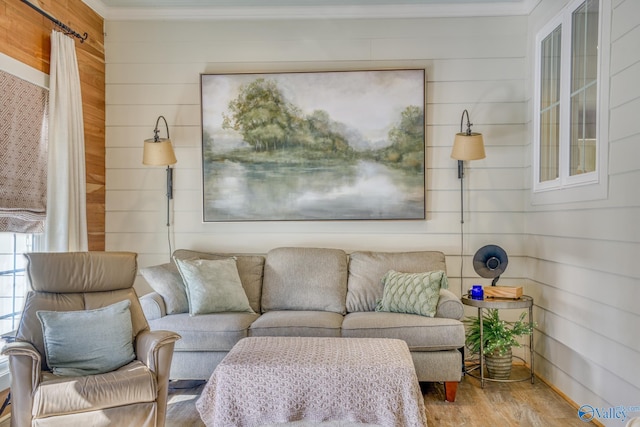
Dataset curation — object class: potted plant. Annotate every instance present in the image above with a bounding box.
[464,309,536,379]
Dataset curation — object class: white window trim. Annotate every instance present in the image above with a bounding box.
[532,0,611,205]
[0,360,9,392]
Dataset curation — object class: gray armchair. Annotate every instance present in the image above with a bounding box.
[2,252,181,427]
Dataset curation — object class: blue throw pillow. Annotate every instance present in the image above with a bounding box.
[37,300,135,376]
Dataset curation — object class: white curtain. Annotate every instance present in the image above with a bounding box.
[43,31,88,252]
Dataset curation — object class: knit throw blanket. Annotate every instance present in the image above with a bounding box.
[197,337,427,427]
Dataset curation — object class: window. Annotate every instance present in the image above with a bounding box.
[0,233,30,338]
[533,0,610,202]
[0,233,30,389]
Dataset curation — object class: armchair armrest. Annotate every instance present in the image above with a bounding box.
[135,330,180,427]
[2,341,42,427]
[140,292,167,321]
[2,341,42,389]
[435,289,464,320]
[136,329,181,374]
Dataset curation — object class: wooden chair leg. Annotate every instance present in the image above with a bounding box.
[444,381,458,402]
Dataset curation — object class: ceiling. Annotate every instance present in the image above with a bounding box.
[82,0,540,20]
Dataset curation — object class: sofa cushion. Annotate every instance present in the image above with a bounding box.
[249,311,343,337]
[375,270,448,318]
[262,247,348,314]
[173,249,264,313]
[140,262,188,314]
[175,257,255,315]
[341,311,465,351]
[149,312,259,352]
[346,251,447,312]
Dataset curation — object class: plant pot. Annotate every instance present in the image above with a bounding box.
[485,349,512,379]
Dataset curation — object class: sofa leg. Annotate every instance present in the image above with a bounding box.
[444,381,458,402]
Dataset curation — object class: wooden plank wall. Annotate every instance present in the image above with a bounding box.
[525,0,640,414]
[0,0,105,250]
[104,16,528,300]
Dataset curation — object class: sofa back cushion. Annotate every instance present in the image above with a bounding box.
[172,249,264,314]
[262,247,348,314]
[140,262,188,314]
[346,251,447,312]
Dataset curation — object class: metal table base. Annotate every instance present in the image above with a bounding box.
[461,295,534,388]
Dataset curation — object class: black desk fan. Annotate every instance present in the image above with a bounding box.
[472,245,508,286]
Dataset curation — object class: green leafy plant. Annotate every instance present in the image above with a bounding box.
[464,309,536,357]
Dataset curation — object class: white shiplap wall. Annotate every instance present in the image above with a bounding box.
[524,0,640,421]
[104,0,639,416]
[104,16,528,298]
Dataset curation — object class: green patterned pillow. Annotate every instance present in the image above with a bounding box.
[375,270,448,317]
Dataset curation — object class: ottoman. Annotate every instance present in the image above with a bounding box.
[196,336,427,427]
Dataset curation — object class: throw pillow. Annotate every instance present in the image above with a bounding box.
[174,257,255,316]
[140,263,189,314]
[37,300,136,377]
[375,270,449,318]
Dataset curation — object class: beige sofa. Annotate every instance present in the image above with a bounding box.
[140,247,465,401]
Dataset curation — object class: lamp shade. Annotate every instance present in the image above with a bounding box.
[143,138,177,166]
[451,132,486,161]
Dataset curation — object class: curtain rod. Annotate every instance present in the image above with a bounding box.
[20,0,88,43]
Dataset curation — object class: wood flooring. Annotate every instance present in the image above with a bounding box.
[166,366,593,426]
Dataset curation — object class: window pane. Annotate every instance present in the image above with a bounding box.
[570,83,597,175]
[570,0,598,176]
[539,25,561,183]
[540,106,560,182]
[540,26,562,110]
[0,233,30,336]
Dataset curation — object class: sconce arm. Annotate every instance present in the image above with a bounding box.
[154,116,170,142]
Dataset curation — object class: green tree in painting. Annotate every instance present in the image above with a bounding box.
[301,110,351,154]
[222,78,353,158]
[380,105,424,170]
[222,78,297,152]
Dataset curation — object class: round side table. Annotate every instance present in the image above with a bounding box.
[461,295,534,388]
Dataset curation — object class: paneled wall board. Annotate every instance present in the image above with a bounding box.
[105,13,529,289]
[105,57,525,85]
[534,339,637,411]
[609,59,640,109]
[105,17,527,45]
[611,0,639,40]
[524,0,640,415]
[610,24,640,73]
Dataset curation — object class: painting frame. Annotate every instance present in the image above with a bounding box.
[200,69,426,222]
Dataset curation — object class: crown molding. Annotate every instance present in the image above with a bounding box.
[83,0,541,20]
[82,0,108,18]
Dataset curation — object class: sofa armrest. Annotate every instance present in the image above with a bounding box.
[140,292,167,320]
[435,289,464,320]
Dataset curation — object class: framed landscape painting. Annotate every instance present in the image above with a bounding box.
[200,69,425,222]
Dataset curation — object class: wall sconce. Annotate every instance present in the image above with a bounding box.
[451,109,486,180]
[451,109,485,295]
[142,116,177,227]
[451,109,485,224]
